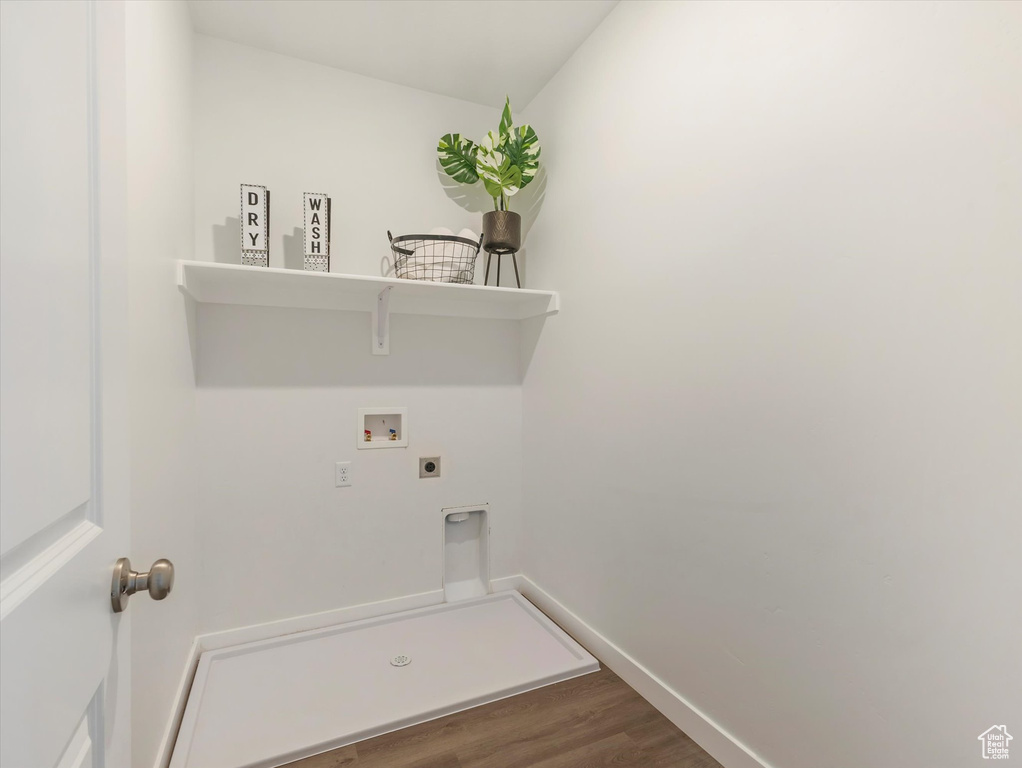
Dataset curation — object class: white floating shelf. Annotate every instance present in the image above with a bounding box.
[177,261,559,321]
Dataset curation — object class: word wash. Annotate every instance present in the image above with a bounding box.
[303,192,332,272]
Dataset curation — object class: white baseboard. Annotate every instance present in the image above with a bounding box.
[153,638,201,768]
[516,576,772,768]
[196,588,445,652]
[490,574,524,593]
[190,579,524,657]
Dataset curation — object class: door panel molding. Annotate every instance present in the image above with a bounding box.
[0,511,100,621]
[0,0,97,555]
[56,717,93,768]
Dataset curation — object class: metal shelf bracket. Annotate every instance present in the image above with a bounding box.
[372,285,392,355]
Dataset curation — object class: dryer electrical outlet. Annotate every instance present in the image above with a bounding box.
[419,457,441,479]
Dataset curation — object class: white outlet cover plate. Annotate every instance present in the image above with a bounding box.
[335,462,351,487]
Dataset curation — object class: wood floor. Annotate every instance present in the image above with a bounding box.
[283,665,722,768]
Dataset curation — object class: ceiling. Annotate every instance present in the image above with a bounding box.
[188,0,619,109]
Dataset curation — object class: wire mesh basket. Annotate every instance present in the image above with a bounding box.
[388,230,483,284]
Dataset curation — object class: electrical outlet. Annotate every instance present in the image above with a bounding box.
[335,461,352,487]
[419,457,441,479]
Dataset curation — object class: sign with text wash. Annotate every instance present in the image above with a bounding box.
[240,184,270,267]
[303,192,331,272]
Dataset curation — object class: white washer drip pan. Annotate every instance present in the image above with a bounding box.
[170,591,599,768]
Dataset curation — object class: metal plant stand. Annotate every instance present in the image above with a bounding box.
[483,247,521,289]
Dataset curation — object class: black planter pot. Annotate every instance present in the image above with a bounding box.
[481,211,523,288]
[482,210,522,254]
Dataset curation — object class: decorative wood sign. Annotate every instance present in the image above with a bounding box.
[303,192,331,272]
[240,183,270,267]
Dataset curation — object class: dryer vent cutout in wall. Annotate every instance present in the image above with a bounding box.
[240,183,269,267]
[303,192,331,272]
[443,505,490,603]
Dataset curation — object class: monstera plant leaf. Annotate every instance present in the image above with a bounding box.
[495,96,540,190]
[437,98,541,211]
[501,123,541,189]
[498,96,514,137]
[437,133,480,184]
[476,130,522,203]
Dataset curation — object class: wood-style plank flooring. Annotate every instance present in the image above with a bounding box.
[283,665,723,768]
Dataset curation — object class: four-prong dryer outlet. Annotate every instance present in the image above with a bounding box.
[442,504,490,603]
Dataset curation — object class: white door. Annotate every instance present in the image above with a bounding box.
[1,2,131,767]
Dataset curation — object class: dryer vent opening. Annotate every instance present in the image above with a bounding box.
[443,505,490,603]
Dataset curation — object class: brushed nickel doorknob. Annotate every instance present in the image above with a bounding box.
[111,557,174,613]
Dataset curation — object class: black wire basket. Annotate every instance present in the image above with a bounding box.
[387,230,483,284]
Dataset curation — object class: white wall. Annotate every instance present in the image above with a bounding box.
[192,38,524,634]
[125,3,200,767]
[193,35,500,278]
[521,3,1022,768]
[193,307,523,632]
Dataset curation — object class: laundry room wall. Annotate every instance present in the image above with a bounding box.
[190,37,526,635]
[520,2,1022,768]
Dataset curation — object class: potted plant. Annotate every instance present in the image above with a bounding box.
[437,97,541,256]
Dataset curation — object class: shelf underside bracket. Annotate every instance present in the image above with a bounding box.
[372,285,392,355]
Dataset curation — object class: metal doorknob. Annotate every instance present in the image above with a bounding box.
[111,557,174,613]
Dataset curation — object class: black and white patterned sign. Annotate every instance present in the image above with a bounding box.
[240,183,270,267]
[303,192,331,272]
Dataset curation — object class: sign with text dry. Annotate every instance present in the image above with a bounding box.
[240,183,270,267]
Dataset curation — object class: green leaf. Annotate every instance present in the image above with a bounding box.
[501,123,541,189]
[437,96,540,209]
[476,130,522,201]
[498,96,513,138]
[481,159,522,202]
[437,133,479,185]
